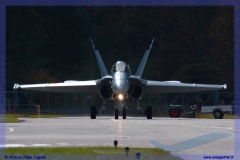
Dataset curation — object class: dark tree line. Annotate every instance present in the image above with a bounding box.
[6,6,234,91]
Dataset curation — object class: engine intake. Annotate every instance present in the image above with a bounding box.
[128,85,143,99]
[100,85,112,99]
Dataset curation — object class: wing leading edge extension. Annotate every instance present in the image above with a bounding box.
[143,80,227,93]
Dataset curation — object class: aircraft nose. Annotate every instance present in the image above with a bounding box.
[112,80,128,94]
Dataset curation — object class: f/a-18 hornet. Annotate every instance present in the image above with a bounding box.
[13,38,227,119]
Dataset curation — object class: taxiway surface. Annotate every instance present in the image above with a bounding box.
[6,116,236,156]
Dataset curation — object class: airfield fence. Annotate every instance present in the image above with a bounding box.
[4,91,237,116]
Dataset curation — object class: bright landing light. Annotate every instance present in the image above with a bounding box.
[117,94,124,101]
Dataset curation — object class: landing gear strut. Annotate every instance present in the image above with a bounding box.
[99,100,107,114]
[135,100,144,113]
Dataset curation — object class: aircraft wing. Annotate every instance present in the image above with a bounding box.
[13,80,99,93]
[143,80,227,93]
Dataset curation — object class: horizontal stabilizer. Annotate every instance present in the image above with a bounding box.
[135,38,154,77]
[90,37,109,76]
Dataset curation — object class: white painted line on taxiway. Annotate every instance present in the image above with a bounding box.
[148,121,234,131]
[56,143,70,146]
[6,128,14,132]
[4,144,52,148]
[1,144,25,148]
[31,144,51,147]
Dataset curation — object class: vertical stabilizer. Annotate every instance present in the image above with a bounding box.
[90,37,109,76]
[135,38,154,77]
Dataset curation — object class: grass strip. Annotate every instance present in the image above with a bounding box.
[3,113,67,123]
[3,112,235,123]
[5,146,169,155]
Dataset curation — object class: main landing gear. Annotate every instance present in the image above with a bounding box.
[90,106,97,119]
[114,108,127,120]
[145,106,152,119]
[90,103,153,120]
[136,100,152,119]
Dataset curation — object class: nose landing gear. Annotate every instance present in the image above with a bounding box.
[114,109,127,119]
[115,109,119,119]
[123,109,126,119]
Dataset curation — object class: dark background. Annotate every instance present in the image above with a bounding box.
[6,6,234,91]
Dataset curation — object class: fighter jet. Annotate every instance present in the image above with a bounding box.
[13,38,227,119]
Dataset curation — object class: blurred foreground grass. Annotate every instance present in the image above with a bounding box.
[5,146,169,155]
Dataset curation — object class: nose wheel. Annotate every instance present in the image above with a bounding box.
[115,109,119,119]
[123,109,126,119]
[115,109,127,119]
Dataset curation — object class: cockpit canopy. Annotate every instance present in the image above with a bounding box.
[114,61,126,72]
[112,61,129,72]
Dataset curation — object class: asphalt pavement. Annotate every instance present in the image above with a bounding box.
[5,116,238,160]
